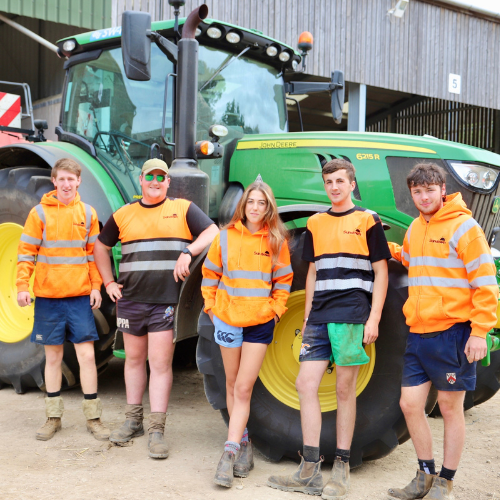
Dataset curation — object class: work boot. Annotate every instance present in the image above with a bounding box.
[82,398,110,441]
[233,439,254,478]
[147,412,169,459]
[214,450,236,488]
[109,404,144,443]
[267,455,324,495]
[387,470,435,499]
[322,458,350,500]
[36,396,64,441]
[422,477,454,500]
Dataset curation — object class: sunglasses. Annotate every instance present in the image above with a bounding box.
[144,173,167,182]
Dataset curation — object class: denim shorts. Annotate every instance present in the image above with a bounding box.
[299,322,370,366]
[215,318,276,348]
[116,299,175,337]
[31,296,99,345]
[402,322,476,392]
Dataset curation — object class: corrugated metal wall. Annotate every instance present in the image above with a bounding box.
[110,0,500,111]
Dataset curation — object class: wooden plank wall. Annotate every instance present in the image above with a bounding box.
[110,0,500,110]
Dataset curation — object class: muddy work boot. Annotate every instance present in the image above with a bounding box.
[322,458,350,500]
[267,455,324,495]
[148,412,169,459]
[36,396,64,441]
[387,470,435,500]
[233,440,254,478]
[214,450,236,488]
[109,404,144,443]
[82,398,110,441]
[422,477,454,500]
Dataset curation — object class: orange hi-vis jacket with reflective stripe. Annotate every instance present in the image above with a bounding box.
[201,220,293,327]
[16,190,102,298]
[389,192,498,339]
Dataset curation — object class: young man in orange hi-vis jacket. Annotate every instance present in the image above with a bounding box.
[16,158,109,442]
[387,163,498,500]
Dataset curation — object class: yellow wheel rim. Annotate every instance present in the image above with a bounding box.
[0,222,35,343]
[259,290,376,412]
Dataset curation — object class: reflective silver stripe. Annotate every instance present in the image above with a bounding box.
[273,264,293,278]
[87,255,95,262]
[315,278,373,293]
[408,276,470,288]
[365,208,377,215]
[465,253,494,273]
[449,218,479,251]
[121,240,188,255]
[37,255,88,265]
[402,251,411,263]
[88,234,98,243]
[410,256,465,269]
[18,254,35,262]
[204,256,223,273]
[201,278,219,287]
[119,260,176,272]
[470,275,498,288]
[218,281,271,297]
[228,269,272,281]
[272,283,291,292]
[84,203,92,234]
[220,229,229,271]
[315,256,372,271]
[35,204,47,241]
[20,234,42,246]
[41,239,87,249]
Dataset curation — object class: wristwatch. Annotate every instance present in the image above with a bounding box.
[182,247,193,257]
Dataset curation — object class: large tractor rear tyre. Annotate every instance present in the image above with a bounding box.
[0,167,115,393]
[196,230,437,466]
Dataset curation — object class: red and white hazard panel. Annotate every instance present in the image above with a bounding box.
[0,92,21,128]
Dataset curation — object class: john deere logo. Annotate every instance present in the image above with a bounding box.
[492,197,500,214]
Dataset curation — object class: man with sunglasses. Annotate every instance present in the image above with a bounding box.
[94,158,219,459]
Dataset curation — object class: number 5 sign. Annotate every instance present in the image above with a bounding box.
[449,74,461,94]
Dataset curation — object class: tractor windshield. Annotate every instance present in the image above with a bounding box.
[61,43,287,203]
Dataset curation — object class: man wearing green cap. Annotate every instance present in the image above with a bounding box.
[94,159,219,458]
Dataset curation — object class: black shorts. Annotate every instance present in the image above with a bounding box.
[116,299,175,337]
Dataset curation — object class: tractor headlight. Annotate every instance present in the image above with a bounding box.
[279,51,291,62]
[448,161,500,193]
[226,31,241,44]
[266,45,278,57]
[207,27,222,39]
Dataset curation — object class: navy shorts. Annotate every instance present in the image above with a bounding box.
[242,318,275,345]
[116,299,175,337]
[402,322,477,392]
[31,296,99,345]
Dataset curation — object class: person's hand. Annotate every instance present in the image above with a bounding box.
[274,315,279,325]
[90,289,102,310]
[17,292,32,307]
[208,310,214,323]
[173,253,192,282]
[363,318,379,345]
[464,336,487,363]
[302,318,308,333]
[105,282,123,302]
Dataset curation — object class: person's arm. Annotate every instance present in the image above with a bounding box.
[364,259,389,344]
[271,241,293,322]
[302,262,316,333]
[93,239,122,303]
[201,234,223,322]
[16,209,43,307]
[87,209,102,309]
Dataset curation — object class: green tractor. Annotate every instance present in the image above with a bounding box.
[0,3,499,466]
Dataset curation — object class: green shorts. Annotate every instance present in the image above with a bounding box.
[299,322,370,366]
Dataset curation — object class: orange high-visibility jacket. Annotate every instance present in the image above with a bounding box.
[389,193,498,338]
[16,190,102,298]
[201,220,293,327]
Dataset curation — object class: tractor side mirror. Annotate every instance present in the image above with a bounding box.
[331,70,345,125]
[122,11,152,81]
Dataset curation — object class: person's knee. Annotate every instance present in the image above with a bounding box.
[400,393,423,416]
[234,381,253,402]
[296,374,318,396]
[437,394,463,419]
[336,380,354,402]
[45,348,64,366]
[149,357,172,375]
[226,377,236,396]
[76,347,96,367]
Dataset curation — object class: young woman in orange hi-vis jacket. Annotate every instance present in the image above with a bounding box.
[202,179,293,488]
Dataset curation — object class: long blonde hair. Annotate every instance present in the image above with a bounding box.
[224,181,289,266]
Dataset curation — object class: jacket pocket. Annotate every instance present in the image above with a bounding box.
[40,265,91,297]
[403,295,448,328]
[227,298,275,326]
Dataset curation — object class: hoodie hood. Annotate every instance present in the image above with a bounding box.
[422,192,471,223]
[41,189,81,207]
[233,219,269,236]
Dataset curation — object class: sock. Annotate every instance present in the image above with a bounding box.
[439,466,456,481]
[303,445,320,462]
[224,441,240,455]
[83,393,98,400]
[418,458,436,475]
[47,391,61,398]
[335,448,350,463]
[241,428,249,443]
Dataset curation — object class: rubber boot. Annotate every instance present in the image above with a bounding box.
[214,450,236,488]
[36,396,63,441]
[82,398,110,441]
[422,477,454,500]
[322,458,350,500]
[148,412,169,459]
[267,455,324,495]
[234,439,254,478]
[387,470,435,500]
[109,404,144,443]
